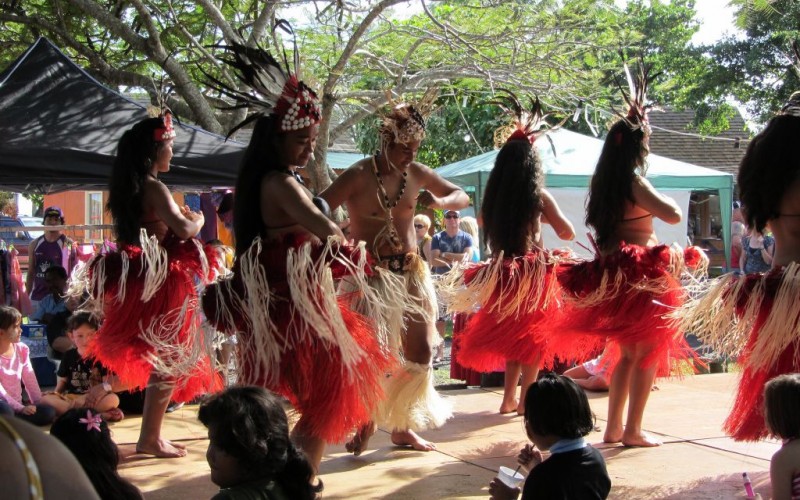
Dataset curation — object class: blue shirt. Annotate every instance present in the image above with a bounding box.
[431,230,474,274]
[29,293,68,322]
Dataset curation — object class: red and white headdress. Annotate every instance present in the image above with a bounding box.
[207,22,321,137]
[153,112,176,142]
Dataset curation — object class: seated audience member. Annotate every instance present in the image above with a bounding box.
[563,352,611,392]
[489,374,611,500]
[41,311,123,421]
[51,408,143,500]
[199,386,322,500]
[0,415,100,499]
[0,306,57,425]
[29,266,75,359]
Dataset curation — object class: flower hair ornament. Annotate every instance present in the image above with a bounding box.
[79,409,103,432]
[205,20,321,138]
[490,89,566,154]
[612,55,661,137]
[378,88,439,148]
[146,76,177,142]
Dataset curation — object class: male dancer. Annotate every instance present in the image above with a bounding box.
[322,101,469,452]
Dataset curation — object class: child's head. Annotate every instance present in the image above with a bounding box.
[198,386,321,499]
[44,266,68,295]
[764,373,800,440]
[0,306,22,341]
[50,408,142,500]
[524,373,595,445]
[67,311,99,352]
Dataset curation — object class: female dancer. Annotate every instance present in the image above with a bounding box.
[557,63,705,447]
[680,91,800,441]
[76,111,221,457]
[202,43,391,471]
[440,93,575,415]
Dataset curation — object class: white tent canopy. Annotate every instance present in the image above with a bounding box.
[436,129,734,264]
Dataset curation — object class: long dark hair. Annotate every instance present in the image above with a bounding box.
[107,117,166,244]
[233,115,285,256]
[586,120,648,250]
[482,139,543,256]
[738,114,800,232]
[50,409,143,500]
[198,386,322,499]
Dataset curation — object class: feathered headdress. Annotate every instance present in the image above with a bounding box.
[614,56,660,135]
[205,21,321,137]
[378,88,439,146]
[490,89,565,149]
[146,76,176,142]
[780,41,800,117]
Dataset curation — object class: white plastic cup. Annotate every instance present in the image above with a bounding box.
[497,466,524,488]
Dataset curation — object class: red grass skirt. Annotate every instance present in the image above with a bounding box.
[86,236,222,402]
[722,267,800,441]
[203,234,391,443]
[449,313,484,385]
[556,243,697,375]
[452,252,578,372]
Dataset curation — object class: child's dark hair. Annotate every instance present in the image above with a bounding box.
[525,373,595,439]
[67,310,100,332]
[44,266,68,280]
[764,373,800,440]
[198,386,322,499]
[50,409,143,500]
[0,305,22,330]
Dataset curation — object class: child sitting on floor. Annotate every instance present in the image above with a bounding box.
[489,373,611,500]
[0,305,56,425]
[764,373,800,500]
[41,311,123,421]
[198,386,322,500]
[50,408,143,499]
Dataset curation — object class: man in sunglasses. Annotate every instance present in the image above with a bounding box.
[430,209,474,361]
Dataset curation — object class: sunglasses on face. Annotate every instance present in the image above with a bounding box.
[444,214,459,219]
[414,224,425,229]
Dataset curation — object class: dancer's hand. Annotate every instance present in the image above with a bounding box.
[416,190,441,209]
[488,478,520,500]
[20,405,36,416]
[518,444,542,470]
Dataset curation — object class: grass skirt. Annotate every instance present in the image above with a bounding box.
[676,263,800,440]
[202,234,391,443]
[438,251,567,371]
[71,232,222,402]
[556,243,706,375]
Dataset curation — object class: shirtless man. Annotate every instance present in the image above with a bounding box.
[321,102,469,452]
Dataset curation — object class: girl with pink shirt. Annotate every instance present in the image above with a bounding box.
[0,306,56,425]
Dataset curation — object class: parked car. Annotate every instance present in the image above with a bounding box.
[0,214,33,272]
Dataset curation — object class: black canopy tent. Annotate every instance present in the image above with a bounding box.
[0,37,245,193]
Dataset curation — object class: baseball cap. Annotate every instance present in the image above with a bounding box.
[43,206,64,222]
[444,210,460,217]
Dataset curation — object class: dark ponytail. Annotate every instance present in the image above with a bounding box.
[282,442,323,500]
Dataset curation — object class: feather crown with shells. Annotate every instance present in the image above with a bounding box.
[490,89,565,148]
[379,88,439,145]
[146,77,176,142]
[780,40,800,117]
[613,56,660,136]
[205,20,321,138]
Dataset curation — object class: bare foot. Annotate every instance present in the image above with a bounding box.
[499,398,519,414]
[391,429,436,451]
[345,422,377,456]
[603,427,623,444]
[136,438,188,458]
[622,431,662,447]
[516,403,525,416]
